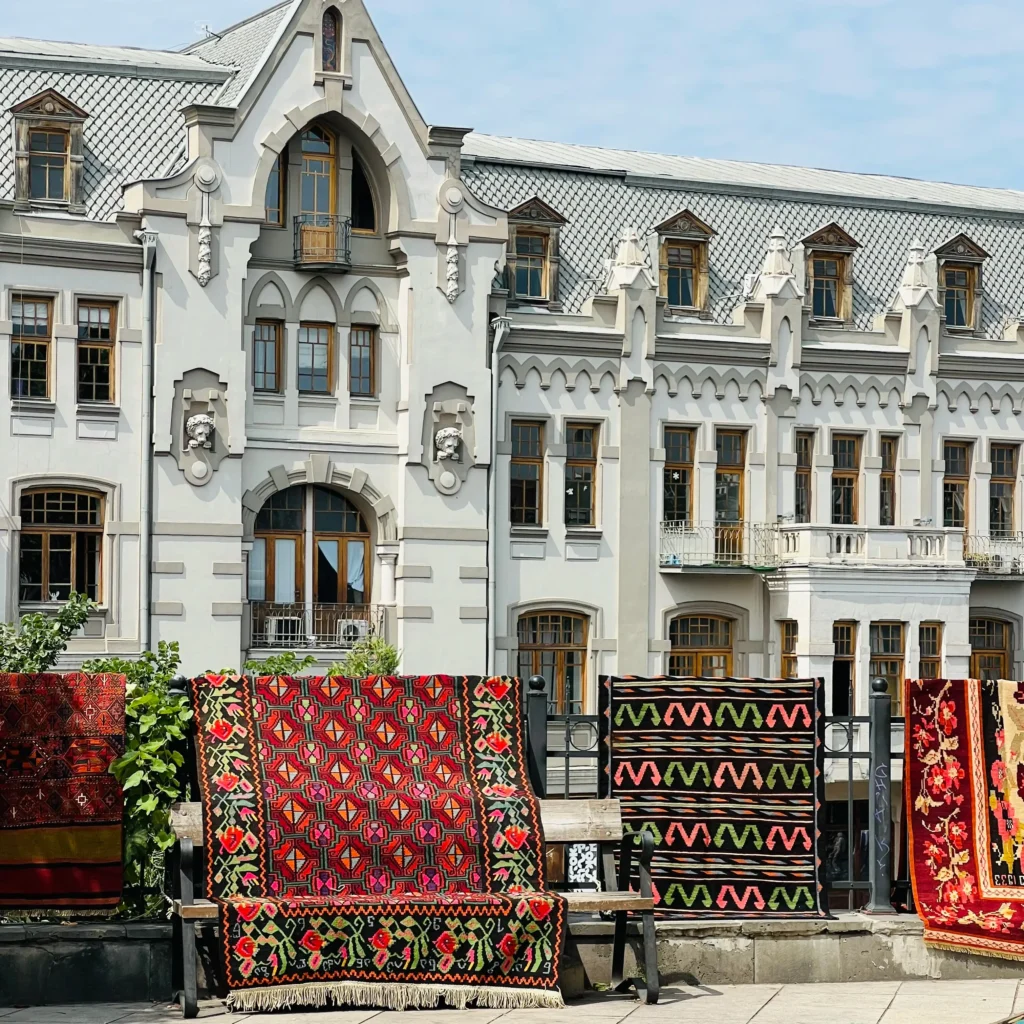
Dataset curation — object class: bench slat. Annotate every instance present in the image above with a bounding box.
[171,798,624,845]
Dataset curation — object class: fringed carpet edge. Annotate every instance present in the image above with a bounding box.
[226,980,566,1012]
[923,930,1024,962]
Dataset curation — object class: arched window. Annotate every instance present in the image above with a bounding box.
[264,153,284,226]
[351,152,376,233]
[669,615,733,677]
[321,8,340,72]
[970,617,1011,679]
[19,489,104,602]
[517,611,587,714]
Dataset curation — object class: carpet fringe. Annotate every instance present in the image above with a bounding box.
[227,981,566,1012]
[924,935,1024,963]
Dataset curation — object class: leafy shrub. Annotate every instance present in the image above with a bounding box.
[242,651,316,676]
[0,594,93,672]
[328,635,401,677]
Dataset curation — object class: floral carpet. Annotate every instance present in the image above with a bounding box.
[191,674,565,1011]
[907,678,1024,959]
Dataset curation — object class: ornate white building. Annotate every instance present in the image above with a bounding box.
[2,0,1024,747]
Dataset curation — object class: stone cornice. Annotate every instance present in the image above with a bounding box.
[654,334,769,365]
[0,231,142,271]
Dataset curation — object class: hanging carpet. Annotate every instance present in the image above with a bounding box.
[601,675,828,919]
[191,674,565,1012]
[0,673,125,908]
[907,678,1024,960]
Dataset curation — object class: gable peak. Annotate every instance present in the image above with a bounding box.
[507,196,566,226]
[10,88,89,120]
[934,232,989,262]
[653,208,716,239]
[801,222,860,251]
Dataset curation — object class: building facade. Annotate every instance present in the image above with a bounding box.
[3,0,1024,762]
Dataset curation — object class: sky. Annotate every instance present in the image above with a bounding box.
[6,0,1024,191]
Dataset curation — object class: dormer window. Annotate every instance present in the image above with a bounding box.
[322,8,340,72]
[506,197,566,311]
[934,234,988,333]
[801,223,860,323]
[654,209,715,314]
[11,89,88,213]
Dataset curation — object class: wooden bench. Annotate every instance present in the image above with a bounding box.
[169,797,658,1016]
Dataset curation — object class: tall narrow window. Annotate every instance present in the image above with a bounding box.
[348,326,375,397]
[253,320,282,393]
[832,621,856,716]
[663,242,697,308]
[514,233,547,299]
[869,622,905,711]
[11,294,51,399]
[811,256,842,318]
[321,8,340,72]
[795,431,813,523]
[943,265,973,327]
[510,420,544,526]
[919,622,943,679]
[265,154,284,226]
[29,129,68,201]
[715,430,746,560]
[19,490,103,603]
[663,427,694,524]
[76,301,115,403]
[517,612,587,714]
[831,434,860,525]
[297,322,332,394]
[943,441,970,529]
[970,618,1010,679]
[564,423,597,527]
[669,615,733,677]
[880,436,898,527]
[780,621,798,678]
[990,444,1017,539]
[298,126,336,263]
[351,153,376,233]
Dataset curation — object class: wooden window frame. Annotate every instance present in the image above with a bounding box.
[19,488,104,604]
[348,325,376,397]
[264,154,285,227]
[832,621,856,716]
[513,230,549,301]
[941,263,976,330]
[253,320,283,394]
[516,611,588,714]
[990,443,1018,539]
[831,433,861,525]
[943,441,971,531]
[795,431,814,524]
[663,426,695,525]
[660,239,708,311]
[300,126,337,217]
[564,422,598,528]
[510,420,544,526]
[879,435,898,527]
[919,622,943,679]
[312,490,371,606]
[781,620,798,678]
[808,251,848,320]
[869,621,905,712]
[297,321,334,395]
[10,293,53,400]
[970,617,1011,679]
[669,615,734,678]
[28,128,69,203]
[76,300,117,404]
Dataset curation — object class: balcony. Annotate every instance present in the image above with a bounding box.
[659,521,780,572]
[293,214,351,272]
[777,525,961,566]
[965,533,1024,576]
[249,602,383,650]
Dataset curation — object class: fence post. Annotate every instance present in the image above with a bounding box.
[526,675,548,799]
[864,677,896,914]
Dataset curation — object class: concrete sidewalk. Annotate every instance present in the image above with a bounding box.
[4,981,1024,1024]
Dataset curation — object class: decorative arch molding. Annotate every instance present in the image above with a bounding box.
[662,600,750,644]
[969,606,1024,667]
[342,276,399,333]
[11,473,121,522]
[241,459,396,543]
[294,275,345,324]
[937,381,1024,415]
[651,363,765,402]
[504,597,607,645]
[799,373,905,408]
[498,354,621,394]
[246,270,296,322]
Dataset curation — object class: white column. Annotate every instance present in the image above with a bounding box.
[304,487,315,640]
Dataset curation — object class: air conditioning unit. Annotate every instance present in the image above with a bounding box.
[337,618,371,646]
[991,555,1005,572]
[265,616,303,646]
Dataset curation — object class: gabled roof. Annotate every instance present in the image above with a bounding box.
[11,87,89,119]
[801,222,860,250]
[934,232,990,262]
[654,209,716,239]
[508,196,566,225]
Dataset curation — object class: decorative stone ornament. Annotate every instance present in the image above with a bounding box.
[171,368,230,487]
[438,182,465,304]
[434,426,462,461]
[188,160,223,288]
[186,413,215,449]
[422,383,476,496]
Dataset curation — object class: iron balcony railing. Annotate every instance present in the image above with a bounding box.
[964,532,1024,575]
[659,520,780,570]
[249,602,382,649]
[293,214,352,268]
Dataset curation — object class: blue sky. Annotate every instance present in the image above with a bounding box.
[7,0,1024,190]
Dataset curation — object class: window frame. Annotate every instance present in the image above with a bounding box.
[509,420,544,527]
[18,488,104,604]
[660,239,705,310]
[869,621,905,712]
[669,614,734,678]
[76,300,117,404]
[832,621,856,717]
[970,617,1011,679]
[516,611,588,714]
[943,440,971,531]
[919,622,943,679]
[564,422,598,528]
[795,431,814,523]
[28,128,69,203]
[264,153,285,227]
[809,252,844,320]
[321,7,341,73]
[879,435,898,527]
[663,426,695,525]
[513,230,549,301]
[990,443,1018,539]
[10,293,53,400]
[348,325,376,398]
[941,263,975,329]
[297,321,334,395]
[780,620,798,678]
[831,433,861,526]
[350,152,377,235]
[253,319,283,394]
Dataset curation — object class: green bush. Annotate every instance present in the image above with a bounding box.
[242,651,316,676]
[0,594,93,672]
[328,635,401,677]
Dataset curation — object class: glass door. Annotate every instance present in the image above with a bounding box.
[300,126,336,261]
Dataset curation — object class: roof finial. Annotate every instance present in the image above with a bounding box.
[613,227,645,267]
[897,237,933,308]
[762,226,793,278]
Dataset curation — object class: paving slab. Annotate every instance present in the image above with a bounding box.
[629,984,781,1024]
[749,981,900,1024]
[243,1013,382,1024]
[879,979,1019,1024]
[2,1006,156,1024]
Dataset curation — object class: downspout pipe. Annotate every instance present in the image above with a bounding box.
[486,315,512,674]
[134,228,158,653]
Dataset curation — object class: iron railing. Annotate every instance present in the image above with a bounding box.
[659,521,780,569]
[293,213,352,267]
[964,533,1024,575]
[249,602,382,649]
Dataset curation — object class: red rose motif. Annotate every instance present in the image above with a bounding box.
[485,732,510,754]
[299,930,324,952]
[528,897,552,921]
[486,679,511,700]
[504,825,528,849]
[370,928,392,951]
[497,933,518,958]
[435,930,457,956]
[215,772,240,792]
[486,784,517,798]
[220,826,246,854]
[209,719,233,741]
[235,902,261,922]
[938,701,958,736]
[234,936,256,958]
